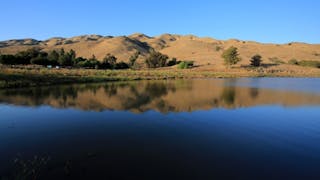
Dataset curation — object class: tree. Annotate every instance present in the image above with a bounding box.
[15,48,41,64]
[101,53,117,69]
[30,56,50,65]
[250,54,262,67]
[221,46,241,66]
[129,51,140,67]
[48,50,59,65]
[58,48,73,66]
[0,54,16,65]
[69,49,76,65]
[145,51,168,68]
[115,62,130,69]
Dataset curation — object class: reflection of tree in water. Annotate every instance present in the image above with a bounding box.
[0,85,78,106]
[103,83,117,97]
[250,88,259,99]
[220,87,236,106]
[122,82,172,111]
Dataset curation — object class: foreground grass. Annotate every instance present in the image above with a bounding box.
[1,66,320,88]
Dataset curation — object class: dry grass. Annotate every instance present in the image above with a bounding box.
[1,34,320,68]
[1,64,320,88]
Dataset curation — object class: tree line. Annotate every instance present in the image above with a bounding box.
[0,48,185,69]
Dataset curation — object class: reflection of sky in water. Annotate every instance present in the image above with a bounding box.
[0,104,320,179]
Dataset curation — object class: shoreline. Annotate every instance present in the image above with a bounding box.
[1,66,320,89]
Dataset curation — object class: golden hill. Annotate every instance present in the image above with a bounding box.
[1,33,320,67]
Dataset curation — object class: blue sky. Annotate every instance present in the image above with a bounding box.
[1,0,319,43]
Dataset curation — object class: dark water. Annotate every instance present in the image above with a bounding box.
[0,78,320,179]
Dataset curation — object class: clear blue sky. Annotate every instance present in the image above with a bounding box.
[1,0,319,43]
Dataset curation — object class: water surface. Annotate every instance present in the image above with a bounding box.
[0,78,320,179]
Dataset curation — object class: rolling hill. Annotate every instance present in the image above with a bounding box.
[1,33,320,68]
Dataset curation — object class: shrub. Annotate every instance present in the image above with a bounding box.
[288,59,299,65]
[178,61,194,69]
[250,54,262,67]
[167,58,178,66]
[222,46,241,66]
[77,59,100,69]
[215,46,222,51]
[0,54,16,65]
[114,62,130,69]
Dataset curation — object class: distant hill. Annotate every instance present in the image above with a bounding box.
[1,33,320,68]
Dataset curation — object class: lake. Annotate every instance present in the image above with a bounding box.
[0,78,320,179]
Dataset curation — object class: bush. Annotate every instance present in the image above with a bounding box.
[222,46,241,66]
[178,61,194,69]
[77,59,100,68]
[114,62,130,69]
[288,59,299,65]
[250,54,262,67]
[0,54,16,65]
[167,58,178,66]
[215,46,222,51]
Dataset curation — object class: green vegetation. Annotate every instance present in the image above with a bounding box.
[145,51,169,68]
[297,60,320,68]
[250,54,262,67]
[215,46,222,51]
[178,61,194,69]
[288,59,320,68]
[288,59,299,65]
[222,46,241,66]
[0,48,130,70]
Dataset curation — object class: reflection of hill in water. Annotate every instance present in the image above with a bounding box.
[0,79,320,113]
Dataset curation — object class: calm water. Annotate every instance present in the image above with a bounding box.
[0,78,320,179]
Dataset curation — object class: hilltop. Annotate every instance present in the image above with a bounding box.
[1,33,320,69]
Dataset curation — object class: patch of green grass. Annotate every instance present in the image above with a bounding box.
[177,61,194,69]
[298,60,320,68]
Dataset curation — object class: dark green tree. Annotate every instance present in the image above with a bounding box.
[15,48,41,64]
[0,54,16,65]
[69,49,76,65]
[221,46,241,66]
[115,61,130,69]
[48,50,59,65]
[101,53,117,69]
[250,54,262,67]
[58,48,73,66]
[145,51,168,68]
[30,56,50,65]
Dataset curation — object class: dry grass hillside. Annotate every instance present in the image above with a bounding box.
[1,33,320,68]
